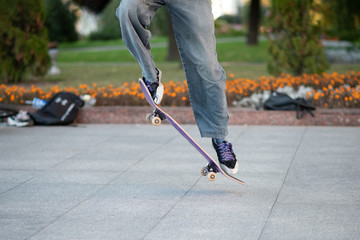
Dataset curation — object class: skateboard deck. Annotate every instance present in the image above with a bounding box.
[139,79,245,185]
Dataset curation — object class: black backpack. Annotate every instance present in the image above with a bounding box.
[263,91,316,119]
[30,92,84,125]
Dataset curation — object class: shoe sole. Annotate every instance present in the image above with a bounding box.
[220,161,239,175]
[154,83,164,105]
[154,69,163,105]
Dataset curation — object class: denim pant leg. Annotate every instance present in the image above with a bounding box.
[117,0,229,139]
[116,0,165,82]
[167,0,229,139]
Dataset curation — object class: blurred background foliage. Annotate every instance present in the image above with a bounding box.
[42,0,79,42]
[88,0,122,41]
[0,0,50,83]
[0,0,359,84]
[266,0,330,76]
[322,0,360,42]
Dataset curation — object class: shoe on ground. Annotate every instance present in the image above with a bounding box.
[141,68,164,104]
[7,111,34,127]
[212,139,239,175]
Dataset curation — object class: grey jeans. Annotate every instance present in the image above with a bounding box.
[116,0,229,139]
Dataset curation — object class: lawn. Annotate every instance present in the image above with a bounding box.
[36,37,359,88]
[56,37,269,63]
[44,62,266,88]
[41,62,359,89]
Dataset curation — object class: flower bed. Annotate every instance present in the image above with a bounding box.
[1,72,359,108]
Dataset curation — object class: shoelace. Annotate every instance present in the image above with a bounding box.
[216,142,235,162]
[143,78,159,94]
[143,78,154,93]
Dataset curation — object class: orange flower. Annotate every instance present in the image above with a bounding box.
[314,93,320,100]
[0,71,359,107]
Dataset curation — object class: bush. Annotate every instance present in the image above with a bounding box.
[322,0,360,42]
[43,0,79,42]
[266,0,329,76]
[0,0,50,83]
[89,0,122,40]
[216,14,242,24]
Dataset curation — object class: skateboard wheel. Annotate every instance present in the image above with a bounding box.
[145,113,153,121]
[200,167,208,176]
[151,116,161,126]
[207,172,217,181]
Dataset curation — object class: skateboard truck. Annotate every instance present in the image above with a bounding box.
[200,163,219,181]
[146,109,166,126]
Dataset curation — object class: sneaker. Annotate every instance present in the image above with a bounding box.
[7,111,34,127]
[142,68,164,104]
[212,139,239,175]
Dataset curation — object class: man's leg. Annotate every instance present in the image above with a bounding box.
[167,0,238,174]
[116,0,164,83]
[167,0,229,139]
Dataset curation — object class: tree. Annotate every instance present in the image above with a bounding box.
[0,0,50,83]
[89,0,122,40]
[322,0,360,42]
[72,0,111,13]
[164,10,180,61]
[43,0,79,42]
[145,5,180,62]
[266,0,329,76]
[247,0,261,45]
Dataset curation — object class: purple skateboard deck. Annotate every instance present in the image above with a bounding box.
[139,79,245,185]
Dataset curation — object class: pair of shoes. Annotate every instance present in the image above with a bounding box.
[141,68,164,104]
[7,111,34,127]
[212,139,239,175]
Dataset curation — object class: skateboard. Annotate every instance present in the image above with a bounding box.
[139,79,245,185]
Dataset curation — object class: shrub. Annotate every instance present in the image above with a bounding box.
[0,0,50,83]
[266,0,329,76]
[322,0,360,42]
[89,0,122,41]
[43,0,79,42]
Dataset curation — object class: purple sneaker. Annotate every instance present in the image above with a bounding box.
[141,68,164,104]
[212,139,239,174]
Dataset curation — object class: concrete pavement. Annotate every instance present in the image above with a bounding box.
[0,124,359,240]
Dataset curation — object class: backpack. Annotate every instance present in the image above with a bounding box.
[29,92,84,125]
[263,91,315,119]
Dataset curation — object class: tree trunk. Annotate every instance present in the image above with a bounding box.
[166,11,180,61]
[247,0,261,45]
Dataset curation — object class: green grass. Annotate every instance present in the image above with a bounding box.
[43,62,268,88]
[24,37,359,88]
[56,37,269,63]
[57,49,137,63]
[58,37,167,49]
[41,62,359,89]
[217,40,270,62]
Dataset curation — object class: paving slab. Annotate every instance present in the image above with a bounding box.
[0,124,359,240]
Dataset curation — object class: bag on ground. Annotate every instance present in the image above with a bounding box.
[263,92,315,119]
[29,92,84,125]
